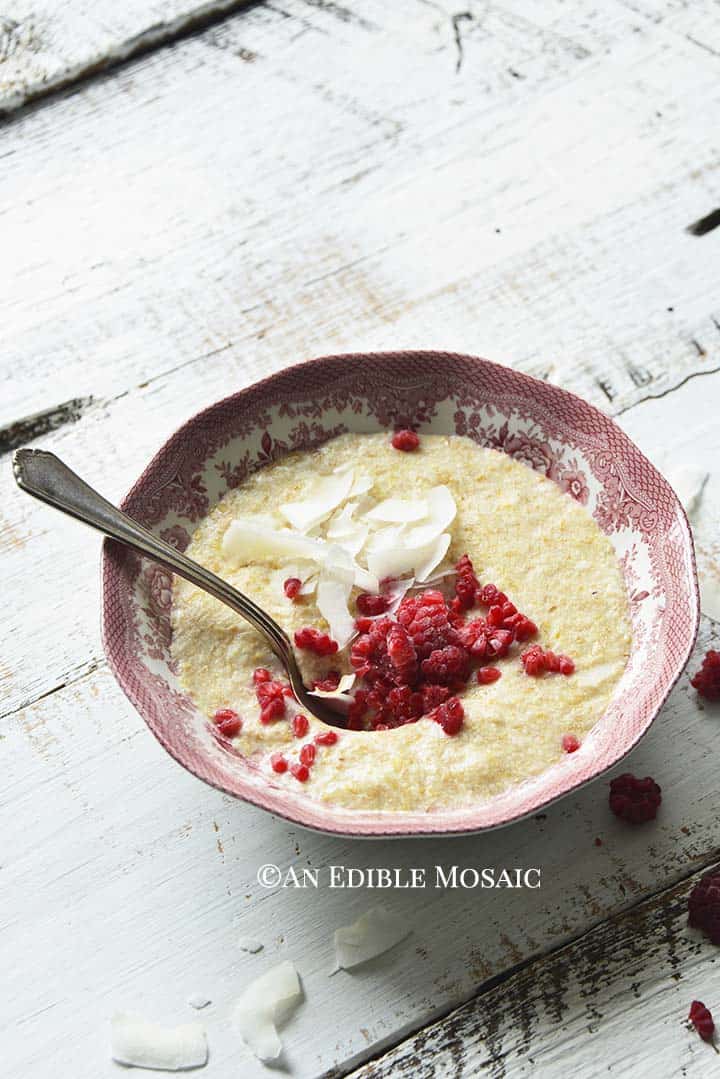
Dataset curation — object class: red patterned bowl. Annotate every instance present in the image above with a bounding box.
[102,352,699,836]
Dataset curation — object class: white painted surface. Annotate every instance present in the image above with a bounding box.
[2,2,720,1076]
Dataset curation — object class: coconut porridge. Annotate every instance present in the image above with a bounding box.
[171,431,631,812]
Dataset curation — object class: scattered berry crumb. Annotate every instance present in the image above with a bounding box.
[300,743,316,767]
[608,773,662,824]
[315,729,339,746]
[252,668,272,684]
[312,670,341,692]
[562,734,580,753]
[691,650,720,702]
[283,577,302,600]
[689,1000,715,1042]
[391,429,420,452]
[594,837,603,847]
[477,666,502,685]
[294,627,339,655]
[292,714,310,738]
[290,762,310,782]
[212,708,242,737]
[688,872,720,944]
[270,753,288,774]
[356,592,391,616]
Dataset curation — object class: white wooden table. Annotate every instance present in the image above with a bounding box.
[3,2,720,1075]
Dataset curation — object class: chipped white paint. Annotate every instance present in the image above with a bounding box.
[2,1,720,1076]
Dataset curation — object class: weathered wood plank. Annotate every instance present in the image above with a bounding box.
[2,0,720,433]
[349,861,720,1079]
[4,626,719,1079]
[0,0,252,113]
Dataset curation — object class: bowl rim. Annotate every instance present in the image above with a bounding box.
[101,350,700,837]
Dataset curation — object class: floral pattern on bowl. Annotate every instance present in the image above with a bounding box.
[102,352,699,836]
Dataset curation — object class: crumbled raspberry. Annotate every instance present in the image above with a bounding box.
[689,871,720,944]
[292,714,310,738]
[356,592,391,616]
[691,650,720,702]
[608,773,661,824]
[312,670,341,692]
[255,677,288,723]
[212,708,242,737]
[260,698,285,724]
[521,645,574,676]
[315,729,338,746]
[477,583,504,606]
[462,619,514,660]
[294,627,339,656]
[253,667,272,684]
[290,762,310,782]
[454,554,480,610]
[300,743,316,766]
[391,429,420,451]
[421,645,470,686]
[283,577,302,600]
[689,1000,715,1042]
[386,623,419,683]
[427,696,464,735]
[562,734,580,753]
[270,753,288,774]
[477,666,501,684]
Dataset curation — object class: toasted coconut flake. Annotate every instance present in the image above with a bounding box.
[332,907,410,973]
[280,471,355,532]
[366,496,428,523]
[111,1013,208,1071]
[233,960,302,1062]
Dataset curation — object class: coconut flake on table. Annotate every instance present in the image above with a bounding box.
[186,992,211,1010]
[111,1013,208,1071]
[331,907,411,973]
[664,464,709,523]
[279,470,355,532]
[700,573,720,622]
[233,960,303,1062]
[238,936,264,954]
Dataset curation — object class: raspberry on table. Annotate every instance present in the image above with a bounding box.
[689,1000,715,1042]
[391,429,420,451]
[688,871,720,944]
[608,773,661,824]
[691,649,720,702]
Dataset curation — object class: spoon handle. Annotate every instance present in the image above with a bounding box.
[12,448,296,675]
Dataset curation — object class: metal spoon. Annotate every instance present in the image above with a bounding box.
[12,448,347,727]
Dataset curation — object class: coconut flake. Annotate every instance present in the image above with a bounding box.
[238,937,264,954]
[404,486,456,547]
[187,993,211,1010]
[111,1013,208,1071]
[316,572,356,649]
[331,907,410,973]
[280,471,355,532]
[233,960,302,1062]
[366,496,428,523]
[350,473,374,498]
[223,520,328,566]
[415,533,452,582]
[366,533,451,584]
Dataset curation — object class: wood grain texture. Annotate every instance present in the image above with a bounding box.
[3,1,720,1075]
[348,862,720,1079]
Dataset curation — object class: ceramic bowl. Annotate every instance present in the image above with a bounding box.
[102,352,699,836]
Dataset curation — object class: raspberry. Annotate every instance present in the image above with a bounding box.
[356,593,391,616]
[421,684,451,710]
[292,714,310,738]
[397,592,461,659]
[253,667,272,684]
[462,620,514,660]
[427,696,464,736]
[283,577,302,600]
[312,670,341,692]
[689,1001,715,1042]
[477,583,505,606]
[212,708,242,737]
[290,762,310,782]
[477,666,501,684]
[315,730,338,746]
[300,743,316,766]
[521,645,574,676]
[608,773,661,824]
[270,753,288,774]
[454,554,479,610]
[294,627,339,656]
[391,429,420,451]
[688,871,720,944]
[691,649,720,702]
[562,734,580,753]
[386,623,418,683]
[421,645,470,686]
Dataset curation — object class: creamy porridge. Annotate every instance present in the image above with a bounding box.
[171,432,631,812]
